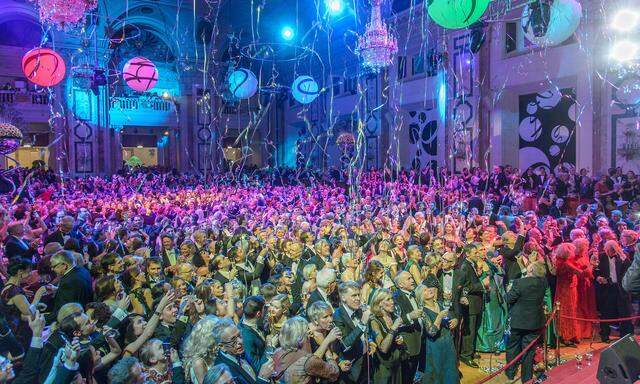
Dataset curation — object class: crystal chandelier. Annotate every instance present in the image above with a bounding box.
[30,0,97,30]
[356,0,398,72]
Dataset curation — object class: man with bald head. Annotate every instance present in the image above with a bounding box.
[3,221,36,260]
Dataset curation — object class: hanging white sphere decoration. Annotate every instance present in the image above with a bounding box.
[228,68,258,99]
[521,0,582,47]
[291,76,320,104]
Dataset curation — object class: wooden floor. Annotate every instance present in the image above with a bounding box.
[459,339,612,384]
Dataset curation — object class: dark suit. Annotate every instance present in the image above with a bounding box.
[333,305,369,384]
[455,259,486,361]
[595,253,633,340]
[3,236,35,260]
[505,276,547,382]
[12,345,42,384]
[500,235,526,288]
[306,289,334,312]
[238,321,267,374]
[394,290,422,381]
[47,266,94,323]
[214,350,257,384]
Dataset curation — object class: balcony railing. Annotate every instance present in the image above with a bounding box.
[110,97,174,112]
[0,90,49,105]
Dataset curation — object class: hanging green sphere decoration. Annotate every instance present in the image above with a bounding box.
[427,0,491,29]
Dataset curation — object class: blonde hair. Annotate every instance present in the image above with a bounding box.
[181,315,220,375]
[302,264,317,281]
[370,289,392,318]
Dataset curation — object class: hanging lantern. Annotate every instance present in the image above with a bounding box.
[427,0,491,29]
[22,48,67,87]
[355,0,398,72]
[0,123,23,155]
[123,57,159,92]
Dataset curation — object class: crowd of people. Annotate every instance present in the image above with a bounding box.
[0,163,639,384]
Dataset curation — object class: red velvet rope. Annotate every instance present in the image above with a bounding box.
[558,313,640,323]
[473,309,558,384]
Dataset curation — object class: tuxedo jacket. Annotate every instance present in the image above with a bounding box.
[3,236,35,260]
[455,259,485,315]
[500,235,526,287]
[595,252,631,286]
[436,269,462,318]
[506,276,547,330]
[238,322,268,374]
[47,266,94,323]
[333,305,367,383]
[214,351,257,384]
[307,289,334,312]
[394,290,422,357]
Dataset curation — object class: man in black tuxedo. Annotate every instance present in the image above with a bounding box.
[456,244,489,368]
[44,216,76,246]
[238,296,268,374]
[307,267,337,312]
[596,240,633,342]
[498,231,526,288]
[394,271,423,382]
[505,262,548,382]
[46,250,94,323]
[333,281,374,384]
[213,318,257,384]
[3,222,37,260]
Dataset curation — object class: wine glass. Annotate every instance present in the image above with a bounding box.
[585,352,593,366]
[575,354,583,370]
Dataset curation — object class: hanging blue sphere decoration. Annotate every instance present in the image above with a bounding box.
[228,68,258,99]
[291,76,319,104]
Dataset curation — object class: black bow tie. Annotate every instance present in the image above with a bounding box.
[443,271,453,277]
[352,309,363,320]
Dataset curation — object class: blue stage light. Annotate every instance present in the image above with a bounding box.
[281,26,295,41]
[327,0,343,14]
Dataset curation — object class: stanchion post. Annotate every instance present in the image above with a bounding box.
[543,305,549,372]
[555,301,561,366]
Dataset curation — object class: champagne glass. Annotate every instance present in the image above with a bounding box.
[585,352,593,366]
[575,354,583,370]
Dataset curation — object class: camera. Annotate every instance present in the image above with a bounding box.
[441,316,450,329]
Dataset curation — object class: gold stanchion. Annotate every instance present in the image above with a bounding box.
[543,305,549,372]
[555,301,561,366]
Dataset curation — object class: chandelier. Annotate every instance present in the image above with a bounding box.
[30,0,98,30]
[355,0,398,72]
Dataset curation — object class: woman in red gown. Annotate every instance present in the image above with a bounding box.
[554,243,582,346]
[573,238,597,339]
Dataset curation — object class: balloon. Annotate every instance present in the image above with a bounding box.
[21,48,66,87]
[228,68,258,99]
[123,57,159,92]
[522,0,582,46]
[427,0,491,29]
[291,76,320,104]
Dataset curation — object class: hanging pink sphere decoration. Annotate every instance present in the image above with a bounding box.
[21,48,67,87]
[29,0,98,30]
[122,57,159,92]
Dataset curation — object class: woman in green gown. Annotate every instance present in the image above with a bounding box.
[475,250,508,353]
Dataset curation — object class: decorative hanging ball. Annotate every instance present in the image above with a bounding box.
[0,123,23,155]
[427,0,491,29]
[522,0,582,46]
[291,76,320,104]
[123,57,159,92]
[228,68,258,99]
[21,48,67,87]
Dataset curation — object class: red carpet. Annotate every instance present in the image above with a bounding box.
[531,337,640,384]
